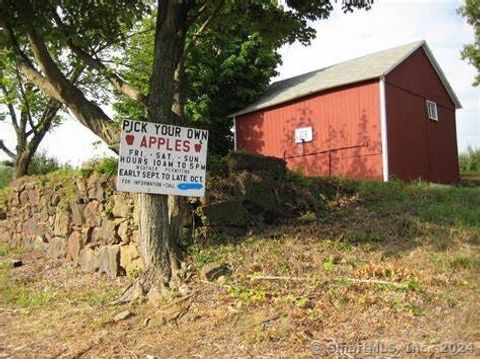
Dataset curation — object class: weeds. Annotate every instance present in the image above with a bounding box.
[1,267,58,309]
[322,256,335,271]
[228,286,267,306]
[448,253,478,270]
[94,157,118,176]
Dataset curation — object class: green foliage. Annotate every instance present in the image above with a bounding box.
[28,151,71,176]
[0,262,58,309]
[79,167,94,178]
[0,164,13,189]
[207,153,228,175]
[323,255,336,271]
[414,187,480,229]
[402,279,423,292]
[228,286,267,306]
[448,253,479,270]
[0,243,26,257]
[115,1,374,157]
[191,246,222,266]
[80,287,122,307]
[278,294,310,308]
[459,146,480,173]
[115,11,281,156]
[458,0,480,86]
[1,46,64,177]
[0,187,10,209]
[286,168,310,186]
[94,157,118,177]
[5,285,58,309]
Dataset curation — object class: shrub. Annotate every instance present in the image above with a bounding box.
[94,157,118,177]
[286,168,310,186]
[207,153,228,176]
[29,151,72,175]
[0,165,13,189]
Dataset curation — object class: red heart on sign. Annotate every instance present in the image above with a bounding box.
[194,143,202,152]
[125,135,135,145]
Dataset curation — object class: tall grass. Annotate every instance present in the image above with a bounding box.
[459,147,480,173]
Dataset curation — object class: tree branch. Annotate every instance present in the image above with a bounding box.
[15,69,34,134]
[0,84,19,132]
[26,99,61,154]
[52,10,147,107]
[0,17,69,106]
[0,69,20,132]
[185,0,225,54]
[0,140,15,158]
[0,14,119,151]
[25,98,61,138]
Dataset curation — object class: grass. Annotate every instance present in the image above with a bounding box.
[0,177,479,358]
[459,147,480,173]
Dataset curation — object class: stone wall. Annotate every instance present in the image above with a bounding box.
[0,173,142,277]
[0,153,323,277]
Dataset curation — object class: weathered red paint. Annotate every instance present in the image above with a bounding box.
[385,48,460,183]
[235,47,459,183]
[236,80,384,180]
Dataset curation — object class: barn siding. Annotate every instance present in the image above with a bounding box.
[235,80,383,179]
[385,48,460,183]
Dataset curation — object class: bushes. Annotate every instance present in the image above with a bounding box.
[79,157,118,178]
[459,147,480,173]
[29,151,72,176]
[0,165,13,189]
[94,157,118,176]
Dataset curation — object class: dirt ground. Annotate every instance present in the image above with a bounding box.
[1,181,480,358]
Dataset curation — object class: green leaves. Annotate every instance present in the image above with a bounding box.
[459,0,480,86]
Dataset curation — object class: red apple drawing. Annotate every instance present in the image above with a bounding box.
[125,135,135,145]
[194,143,202,152]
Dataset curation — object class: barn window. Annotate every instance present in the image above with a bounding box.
[426,100,438,121]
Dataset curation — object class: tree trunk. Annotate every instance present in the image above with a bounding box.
[12,100,61,178]
[118,1,189,302]
[13,149,32,178]
[119,194,185,301]
[139,194,184,282]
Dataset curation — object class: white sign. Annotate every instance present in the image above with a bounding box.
[295,126,313,143]
[117,119,208,197]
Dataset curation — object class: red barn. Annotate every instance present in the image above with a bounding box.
[231,41,462,183]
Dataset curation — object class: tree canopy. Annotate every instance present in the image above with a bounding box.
[114,10,282,157]
[459,0,480,86]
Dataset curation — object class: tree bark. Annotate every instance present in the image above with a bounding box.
[11,100,61,178]
[119,1,189,301]
[13,149,31,178]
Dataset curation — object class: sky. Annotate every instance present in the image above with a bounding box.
[0,0,478,167]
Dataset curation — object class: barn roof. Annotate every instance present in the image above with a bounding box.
[231,40,461,117]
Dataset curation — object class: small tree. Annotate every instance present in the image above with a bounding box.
[0,62,63,177]
[459,0,480,86]
[0,44,87,177]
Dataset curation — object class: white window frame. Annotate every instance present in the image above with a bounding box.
[426,100,438,121]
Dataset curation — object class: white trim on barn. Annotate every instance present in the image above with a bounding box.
[383,41,462,109]
[233,116,237,151]
[379,77,389,182]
